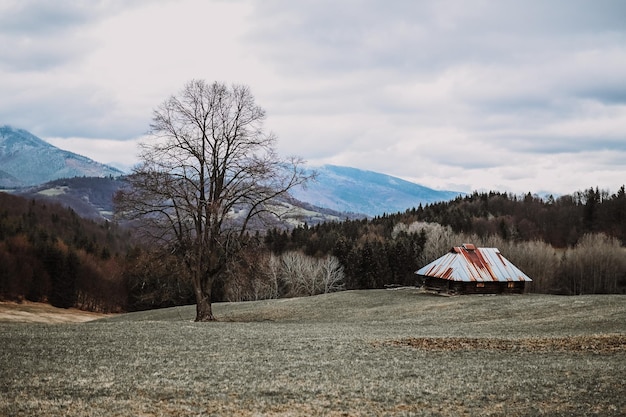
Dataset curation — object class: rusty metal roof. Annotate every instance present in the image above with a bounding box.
[415,243,532,282]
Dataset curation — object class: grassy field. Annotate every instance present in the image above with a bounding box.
[1,290,625,416]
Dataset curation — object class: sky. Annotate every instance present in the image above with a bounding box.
[1,0,625,195]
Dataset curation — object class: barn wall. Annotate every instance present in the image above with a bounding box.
[460,281,503,295]
[501,281,526,294]
[421,277,450,292]
[420,277,526,295]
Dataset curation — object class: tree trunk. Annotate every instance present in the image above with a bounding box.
[194,280,215,322]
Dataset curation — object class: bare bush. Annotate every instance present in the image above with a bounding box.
[279,251,345,297]
[223,251,281,302]
[75,254,126,313]
[123,249,194,311]
[493,239,560,293]
[394,221,458,266]
[319,255,346,294]
[393,221,626,295]
[222,251,344,302]
[562,233,626,294]
[399,222,560,292]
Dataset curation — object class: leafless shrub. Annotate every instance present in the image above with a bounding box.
[561,233,626,294]
[279,251,345,297]
[223,250,281,302]
[393,221,459,266]
[471,236,560,293]
[222,251,344,302]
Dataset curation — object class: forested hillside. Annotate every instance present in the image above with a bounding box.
[412,188,626,247]
[262,187,626,296]
[2,186,625,312]
[0,193,128,311]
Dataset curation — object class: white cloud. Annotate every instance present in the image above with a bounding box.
[45,136,143,172]
[2,0,626,195]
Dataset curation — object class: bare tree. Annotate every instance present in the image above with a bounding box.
[479,236,560,293]
[222,248,281,302]
[115,80,310,321]
[319,255,345,294]
[280,251,316,297]
[265,254,282,299]
[279,251,345,297]
[395,221,458,266]
[562,233,626,294]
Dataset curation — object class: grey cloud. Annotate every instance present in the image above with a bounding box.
[493,133,626,155]
[0,0,156,35]
[0,2,99,35]
[576,86,626,106]
[0,0,161,138]
[249,0,626,76]
[0,0,156,71]
[0,34,90,71]
[0,82,147,140]
[247,0,626,176]
[600,151,626,167]
[1,0,624,194]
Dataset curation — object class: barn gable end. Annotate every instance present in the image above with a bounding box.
[415,244,532,294]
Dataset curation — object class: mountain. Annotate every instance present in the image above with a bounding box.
[0,125,123,188]
[14,176,127,220]
[1,125,461,220]
[290,165,462,217]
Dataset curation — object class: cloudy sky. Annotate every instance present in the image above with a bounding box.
[2,0,625,195]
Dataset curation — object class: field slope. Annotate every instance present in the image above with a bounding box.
[0,301,109,324]
[1,290,625,416]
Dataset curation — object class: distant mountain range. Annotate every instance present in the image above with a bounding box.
[12,176,359,224]
[291,165,462,216]
[0,125,123,188]
[1,125,462,219]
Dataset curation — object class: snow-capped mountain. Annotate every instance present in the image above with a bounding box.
[0,125,123,188]
[290,165,462,217]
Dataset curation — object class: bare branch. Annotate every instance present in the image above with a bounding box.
[115,80,310,321]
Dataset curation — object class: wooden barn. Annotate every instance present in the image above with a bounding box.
[415,243,532,294]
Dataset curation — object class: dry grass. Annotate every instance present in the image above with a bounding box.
[0,301,109,324]
[1,290,625,416]
[378,334,626,353]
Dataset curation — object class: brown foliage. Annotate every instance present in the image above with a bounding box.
[0,193,129,310]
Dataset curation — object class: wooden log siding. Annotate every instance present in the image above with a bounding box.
[421,277,527,295]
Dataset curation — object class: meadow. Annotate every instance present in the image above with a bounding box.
[1,290,625,416]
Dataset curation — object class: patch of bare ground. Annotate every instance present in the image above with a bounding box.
[0,301,110,323]
[377,334,626,353]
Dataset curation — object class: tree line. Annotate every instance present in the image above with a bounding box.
[2,185,625,313]
[263,188,626,295]
[0,193,128,312]
[411,187,626,247]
